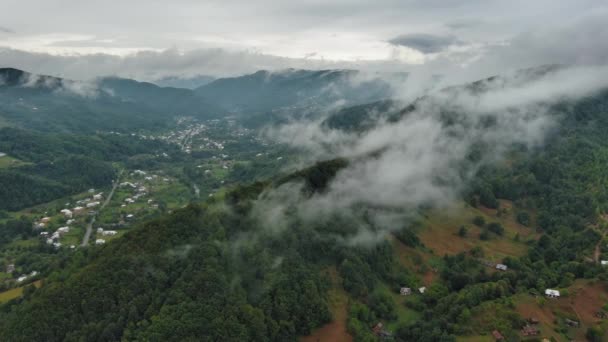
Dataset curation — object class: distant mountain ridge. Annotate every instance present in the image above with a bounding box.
[0,68,223,133]
[195,68,406,115]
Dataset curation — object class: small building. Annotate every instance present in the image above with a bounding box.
[40,231,49,236]
[400,287,412,296]
[521,325,540,336]
[60,209,73,218]
[564,318,579,327]
[73,206,85,215]
[93,194,103,201]
[17,275,28,283]
[95,239,106,245]
[40,217,51,223]
[601,260,608,266]
[492,330,504,340]
[418,287,426,294]
[86,201,100,208]
[6,264,15,273]
[545,289,560,298]
[57,226,70,234]
[102,230,117,236]
[496,264,508,271]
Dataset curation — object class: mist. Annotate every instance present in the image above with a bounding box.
[258,64,608,245]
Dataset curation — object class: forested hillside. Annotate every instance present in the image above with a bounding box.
[2,86,608,341]
[0,128,180,210]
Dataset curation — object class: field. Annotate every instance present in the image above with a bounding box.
[0,154,28,169]
[513,279,608,341]
[417,200,536,261]
[0,280,42,304]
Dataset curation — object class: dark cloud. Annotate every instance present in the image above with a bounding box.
[388,33,462,53]
[0,26,14,34]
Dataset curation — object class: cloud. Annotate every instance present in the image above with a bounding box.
[388,33,463,53]
[0,26,14,34]
[259,64,608,245]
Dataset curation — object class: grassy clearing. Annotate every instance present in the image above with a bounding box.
[301,267,353,342]
[0,155,28,169]
[512,279,608,341]
[417,200,536,261]
[0,280,42,303]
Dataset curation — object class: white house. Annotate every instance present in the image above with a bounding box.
[86,201,100,208]
[419,287,426,294]
[545,289,560,298]
[57,227,70,234]
[102,230,117,236]
[601,260,608,266]
[93,194,103,201]
[496,264,508,271]
[95,239,106,245]
[400,287,412,296]
[60,209,73,218]
[17,275,27,282]
[97,228,104,233]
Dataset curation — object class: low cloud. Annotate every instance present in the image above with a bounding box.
[0,26,14,34]
[388,33,463,54]
[259,64,608,245]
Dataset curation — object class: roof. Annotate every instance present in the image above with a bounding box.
[545,289,560,296]
[492,330,504,340]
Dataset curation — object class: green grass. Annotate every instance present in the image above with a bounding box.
[0,155,28,169]
[374,282,421,332]
[0,280,42,303]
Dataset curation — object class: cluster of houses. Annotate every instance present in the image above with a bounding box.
[95,228,118,245]
[41,226,70,248]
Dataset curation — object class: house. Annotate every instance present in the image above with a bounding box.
[53,242,61,248]
[492,330,504,340]
[126,214,134,220]
[97,228,104,233]
[57,226,70,234]
[86,201,100,208]
[17,275,28,283]
[496,264,508,271]
[93,194,103,201]
[400,287,412,296]
[564,318,579,327]
[95,239,106,245]
[88,188,95,193]
[545,289,560,298]
[66,219,75,225]
[419,287,426,294]
[73,206,85,215]
[102,230,117,236]
[40,231,49,237]
[601,260,608,266]
[40,217,51,223]
[60,209,73,218]
[6,264,15,273]
[521,325,540,336]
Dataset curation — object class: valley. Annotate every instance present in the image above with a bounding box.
[0,65,608,342]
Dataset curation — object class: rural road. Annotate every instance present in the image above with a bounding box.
[81,172,122,247]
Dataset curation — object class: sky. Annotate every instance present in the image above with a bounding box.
[0,0,607,80]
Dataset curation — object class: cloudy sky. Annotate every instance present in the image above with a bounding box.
[0,0,607,80]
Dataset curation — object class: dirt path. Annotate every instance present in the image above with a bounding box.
[81,171,122,247]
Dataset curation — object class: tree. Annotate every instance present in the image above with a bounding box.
[458,226,468,238]
[473,216,485,227]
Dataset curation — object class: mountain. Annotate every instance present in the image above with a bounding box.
[152,75,216,89]
[3,66,608,341]
[196,69,405,116]
[0,68,223,133]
